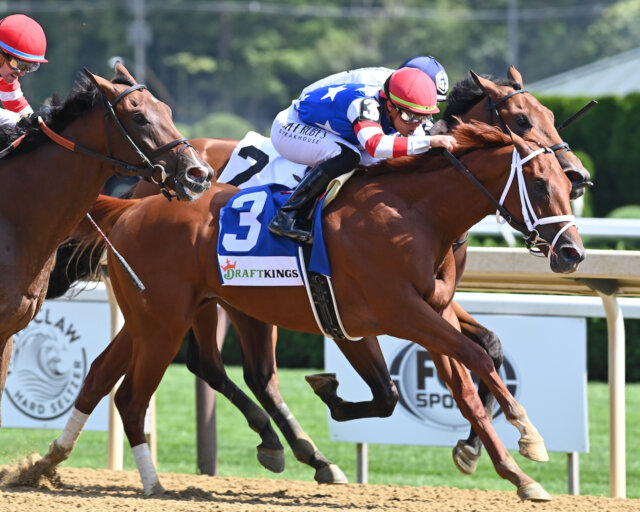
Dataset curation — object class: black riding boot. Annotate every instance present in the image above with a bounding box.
[268,164,332,243]
[269,143,361,244]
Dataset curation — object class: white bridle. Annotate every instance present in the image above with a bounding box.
[496,147,577,256]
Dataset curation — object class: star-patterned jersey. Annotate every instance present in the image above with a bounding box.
[295,82,432,159]
[300,67,392,96]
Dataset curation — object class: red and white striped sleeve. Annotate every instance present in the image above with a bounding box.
[347,97,431,159]
[0,78,33,117]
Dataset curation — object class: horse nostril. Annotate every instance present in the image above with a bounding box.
[560,245,584,264]
[187,166,208,183]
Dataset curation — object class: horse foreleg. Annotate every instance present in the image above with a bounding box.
[18,328,134,486]
[382,294,549,500]
[306,336,398,421]
[445,356,550,501]
[0,336,13,425]
[223,305,347,484]
[115,332,179,496]
[189,302,285,473]
[421,296,547,466]
[451,300,504,474]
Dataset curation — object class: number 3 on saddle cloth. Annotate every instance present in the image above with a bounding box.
[218,178,359,341]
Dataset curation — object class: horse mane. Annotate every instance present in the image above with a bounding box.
[363,120,511,177]
[442,73,522,125]
[450,119,511,150]
[0,72,135,156]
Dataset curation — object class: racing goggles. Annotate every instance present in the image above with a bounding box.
[2,52,40,73]
[392,102,432,124]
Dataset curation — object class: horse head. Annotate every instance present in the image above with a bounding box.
[84,63,213,201]
[460,69,592,200]
[506,130,586,273]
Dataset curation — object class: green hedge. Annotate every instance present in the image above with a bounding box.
[539,93,640,218]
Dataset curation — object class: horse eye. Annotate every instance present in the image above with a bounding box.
[132,113,148,126]
[516,114,531,128]
[533,178,548,195]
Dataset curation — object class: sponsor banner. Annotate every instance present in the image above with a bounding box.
[325,314,588,453]
[218,255,303,286]
[2,288,111,431]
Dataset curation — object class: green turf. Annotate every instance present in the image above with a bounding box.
[0,364,637,498]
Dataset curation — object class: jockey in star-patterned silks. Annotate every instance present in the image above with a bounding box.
[268,65,457,244]
[299,55,449,135]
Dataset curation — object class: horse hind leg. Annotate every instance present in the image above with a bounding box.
[189,302,285,473]
[306,336,398,421]
[223,304,347,484]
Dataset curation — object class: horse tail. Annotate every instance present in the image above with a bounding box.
[46,195,139,299]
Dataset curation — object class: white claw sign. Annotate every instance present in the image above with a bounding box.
[2,284,111,431]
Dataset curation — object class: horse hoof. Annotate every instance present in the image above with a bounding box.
[305,373,337,393]
[452,440,480,475]
[257,447,285,473]
[518,439,549,462]
[144,481,166,496]
[517,482,552,501]
[315,463,348,484]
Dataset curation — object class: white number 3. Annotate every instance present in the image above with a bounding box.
[221,190,267,252]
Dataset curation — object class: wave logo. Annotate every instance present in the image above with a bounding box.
[6,308,87,420]
[389,342,519,431]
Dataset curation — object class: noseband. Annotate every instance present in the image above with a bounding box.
[496,148,576,256]
[37,79,193,198]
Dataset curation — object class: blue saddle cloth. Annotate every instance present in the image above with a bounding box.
[217,184,331,286]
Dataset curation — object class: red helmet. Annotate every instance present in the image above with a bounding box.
[0,14,47,63]
[381,67,439,115]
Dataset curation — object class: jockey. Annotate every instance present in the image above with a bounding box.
[300,55,449,133]
[301,55,449,103]
[268,66,457,243]
[0,14,47,126]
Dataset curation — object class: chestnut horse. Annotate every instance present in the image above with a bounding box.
[0,62,213,425]
[33,121,584,501]
[131,66,591,475]
[43,67,590,482]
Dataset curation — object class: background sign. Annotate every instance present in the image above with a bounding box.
[325,314,588,453]
[2,285,111,431]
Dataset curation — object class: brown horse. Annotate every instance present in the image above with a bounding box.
[0,62,213,424]
[131,66,591,475]
[43,67,590,483]
[32,121,583,501]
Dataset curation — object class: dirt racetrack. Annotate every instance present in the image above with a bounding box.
[0,466,638,512]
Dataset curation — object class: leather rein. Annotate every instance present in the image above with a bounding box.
[35,77,192,196]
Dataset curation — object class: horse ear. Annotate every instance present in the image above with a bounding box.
[113,61,138,85]
[507,66,524,88]
[83,67,115,95]
[469,70,501,98]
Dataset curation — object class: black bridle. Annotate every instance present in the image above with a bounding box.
[38,72,194,198]
[486,88,572,158]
